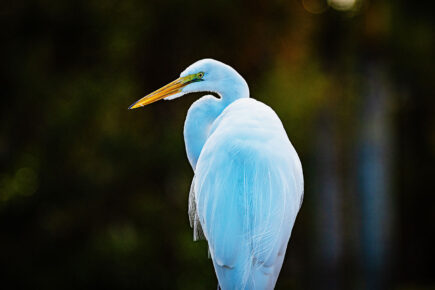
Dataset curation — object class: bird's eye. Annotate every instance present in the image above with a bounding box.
[198,72,204,79]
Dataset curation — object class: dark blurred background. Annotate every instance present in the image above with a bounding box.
[1,0,434,289]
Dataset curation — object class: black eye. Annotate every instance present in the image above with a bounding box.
[198,72,204,78]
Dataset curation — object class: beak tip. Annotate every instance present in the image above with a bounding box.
[128,102,138,110]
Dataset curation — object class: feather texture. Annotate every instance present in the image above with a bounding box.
[188,99,303,289]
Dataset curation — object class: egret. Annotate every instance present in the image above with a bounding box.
[129,59,303,289]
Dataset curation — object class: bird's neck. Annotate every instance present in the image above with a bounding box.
[184,83,249,170]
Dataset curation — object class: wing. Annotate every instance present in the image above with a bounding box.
[192,99,303,289]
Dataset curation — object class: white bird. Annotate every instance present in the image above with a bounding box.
[129,59,304,289]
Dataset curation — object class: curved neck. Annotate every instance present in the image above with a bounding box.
[183,84,249,170]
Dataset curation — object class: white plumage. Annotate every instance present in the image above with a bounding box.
[189,98,303,289]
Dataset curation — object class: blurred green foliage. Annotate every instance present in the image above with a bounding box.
[1,0,434,289]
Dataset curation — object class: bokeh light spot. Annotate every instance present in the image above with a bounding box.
[0,167,38,203]
[327,0,358,11]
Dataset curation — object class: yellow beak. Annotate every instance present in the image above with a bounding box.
[129,75,194,109]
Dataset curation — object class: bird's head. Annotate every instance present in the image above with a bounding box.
[129,58,248,109]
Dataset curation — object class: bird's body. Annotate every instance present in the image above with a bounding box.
[129,59,303,289]
[188,98,303,289]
